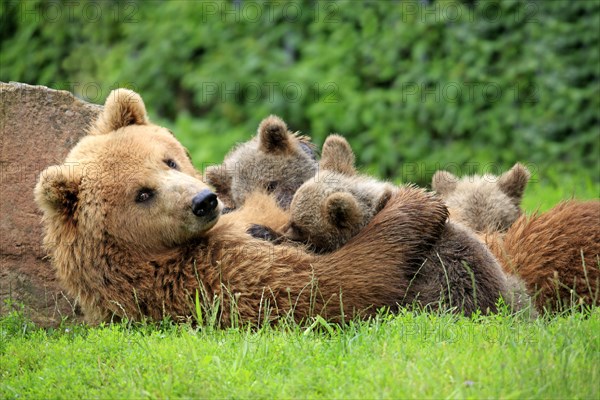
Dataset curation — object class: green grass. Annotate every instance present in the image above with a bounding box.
[1,307,598,399]
[2,178,596,399]
[522,171,599,213]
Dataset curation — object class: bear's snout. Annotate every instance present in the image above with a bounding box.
[192,190,219,217]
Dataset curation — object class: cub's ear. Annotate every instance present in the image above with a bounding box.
[498,163,530,205]
[34,165,81,218]
[91,88,149,135]
[204,165,233,206]
[323,192,362,229]
[257,115,291,154]
[431,170,458,196]
[319,134,356,175]
[375,186,394,213]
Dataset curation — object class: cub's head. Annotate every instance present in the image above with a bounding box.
[35,89,221,254]
[432,163,530,234]
[204,115,317,210]
[286,134,393,252]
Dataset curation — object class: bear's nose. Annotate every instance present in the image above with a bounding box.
[191,190,218,217]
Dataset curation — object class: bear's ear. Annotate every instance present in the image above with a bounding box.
[91,88,149,135]
[257,115,291,154]
[431,170,458,196]
[323,192,362,229]
[375,186,394,213]
[34,165,81,218]
[498,163,530,204]
[319,134,356,176]
[204,164,233,202]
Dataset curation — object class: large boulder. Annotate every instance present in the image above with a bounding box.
[0,82,101,326]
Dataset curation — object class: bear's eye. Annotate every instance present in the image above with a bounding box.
[265,181,278,193]
[164,159,179,170]
[135,188,155,203]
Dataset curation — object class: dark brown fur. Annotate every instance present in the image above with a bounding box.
[405,222,522,313]
[487,201,600,311]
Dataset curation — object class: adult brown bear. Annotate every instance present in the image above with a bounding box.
[34,89,449,325]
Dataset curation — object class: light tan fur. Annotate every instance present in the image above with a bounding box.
[91,88,149,134]
[319,134,357,176]
[220,191,290,232]
[34,89,453,325]
[204,115,317,210]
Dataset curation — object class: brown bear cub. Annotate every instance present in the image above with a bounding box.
[255,135,531,316]
[432,164,530,235]
[284,135,396,251]
[35,89,454,326]
[205,115,318,210]
[432,165,599,311]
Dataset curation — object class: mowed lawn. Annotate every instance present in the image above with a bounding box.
[1,307,598,399]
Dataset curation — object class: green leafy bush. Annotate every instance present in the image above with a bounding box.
[1,0,598,188]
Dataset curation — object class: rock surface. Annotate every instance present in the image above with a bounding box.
[0,82,101,325]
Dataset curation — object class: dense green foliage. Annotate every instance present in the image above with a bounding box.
[1,308,598,398]
[1,0,598,191]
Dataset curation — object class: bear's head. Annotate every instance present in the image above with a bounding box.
[431,163,530,234]
[285,134,394,252]
[35,89,221,256]
[204,115,317,210]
